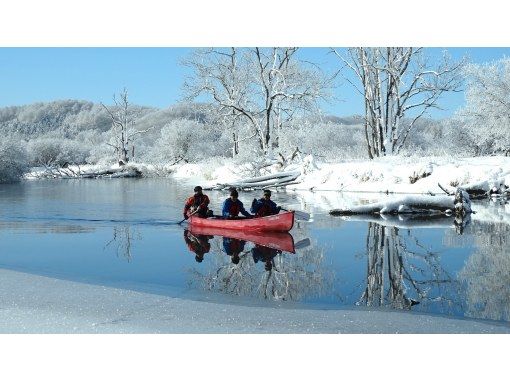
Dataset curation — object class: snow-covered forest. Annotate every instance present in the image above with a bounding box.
[1,48,509,183]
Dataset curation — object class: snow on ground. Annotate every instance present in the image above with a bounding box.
[1,268,508,333]
[286,155,510,194]
[25,156,510,199]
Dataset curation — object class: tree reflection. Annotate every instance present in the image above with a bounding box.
[358,222,460,313]
[458,220,510,322]
[187,234,334,302]
[104,226,141,262]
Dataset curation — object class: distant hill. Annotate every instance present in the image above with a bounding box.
[0,100,372,139]
[0,100,213,139]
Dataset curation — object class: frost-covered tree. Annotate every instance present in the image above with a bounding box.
[333,48,463,158]
[101,88,153,165]
[0,137,28,183]
[0,100,112,138]
[149,119,229,163]
[453,58,510,155]
[183,48,330,156]
[278,118,366,160]
[27,137,90,167]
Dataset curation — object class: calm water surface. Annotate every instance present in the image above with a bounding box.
[1,179,509,323]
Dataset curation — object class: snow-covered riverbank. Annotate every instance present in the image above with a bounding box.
[25,156,510,197]
[172,155,510,194]
[1,268,508,333]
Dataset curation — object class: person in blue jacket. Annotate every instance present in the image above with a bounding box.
[250,189,281,217]
[222,188,252,219]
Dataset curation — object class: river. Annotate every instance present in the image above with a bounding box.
[0,178,509,324]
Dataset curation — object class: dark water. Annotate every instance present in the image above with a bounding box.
[1,179,509,323]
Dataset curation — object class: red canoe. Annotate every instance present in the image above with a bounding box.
[188,225,295,253]
[188,211,294,232]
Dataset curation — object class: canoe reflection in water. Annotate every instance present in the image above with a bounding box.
[185,227,332,302]
[184,226,295,268]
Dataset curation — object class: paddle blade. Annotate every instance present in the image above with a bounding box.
[293,210,311,221]
[295,238,311,250]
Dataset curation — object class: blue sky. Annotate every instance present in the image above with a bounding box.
[0,47,509,118]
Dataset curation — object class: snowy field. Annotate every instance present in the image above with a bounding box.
[2,268,509,333]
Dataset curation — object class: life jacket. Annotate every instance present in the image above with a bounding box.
[184,194,209,216]
[256,199,273,217]
[227,199,241,217]
[191,194,208,208]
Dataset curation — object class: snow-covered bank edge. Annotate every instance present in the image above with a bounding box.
[24,156,510,197]
[169,155,510,195]
[1,268,508,333]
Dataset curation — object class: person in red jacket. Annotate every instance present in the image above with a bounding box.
[183,186,211,219]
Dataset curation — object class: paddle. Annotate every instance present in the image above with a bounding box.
[178,208,200,225]
[281,208,311,221]
[294,238,311,250]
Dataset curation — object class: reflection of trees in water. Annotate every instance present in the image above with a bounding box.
[188,238,334,302]
[104,226,141,262]
[359,223,460,313]
[458,221,510,322]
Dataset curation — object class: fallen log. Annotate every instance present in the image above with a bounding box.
[439,177,509,199]
[212,170,301,190]
[330,191,472,217]
[80,166,143,179]
[215,175,298,189]
[230,170,301,184]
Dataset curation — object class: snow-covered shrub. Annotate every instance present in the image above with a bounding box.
[87,142,116,165]
[27,137,90,167]
[147,119,230,164]
[0,137,28,183]
[278,121,366,161]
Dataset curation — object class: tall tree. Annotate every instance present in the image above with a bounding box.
[183,48,330,155]
[101,88,152,165]
[334,48,463,158]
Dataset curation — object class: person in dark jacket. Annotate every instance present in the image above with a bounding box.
[250,189,281,217]
[183,186,211,219]
[222,188,252,218]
